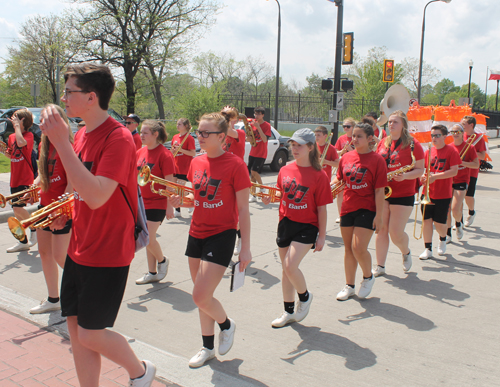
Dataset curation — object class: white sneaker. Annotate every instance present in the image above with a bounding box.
[464,213,475,227]
[28,229,37,247]
[188,207,194,213]
[335,217,340,223]
[419,249,433,260]
[174,209,181,217]
[372,265,386,277]
[295,293,313,323]
[249,195,257,203]
[136,272,162,285]
[456,224,464,240]
[157,257,169,281]
[271,311,296,328]
[452,224,457,231]
[446,235,451,244]
[129,360,156,387]
[437,240,446,255]
[6,241,30,253]
[402,250,412,272]
[30,299,60,314]
[218,318,235,355]
[336,285,355,301]
[358,276,375,299]
[189,347,216,368]
[233,238,241,256]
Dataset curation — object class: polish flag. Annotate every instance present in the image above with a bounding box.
[489,70,500,81]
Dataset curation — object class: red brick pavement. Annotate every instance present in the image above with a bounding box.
[0,309,178,386]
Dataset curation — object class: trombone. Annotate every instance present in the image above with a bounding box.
[319,133,334,166]
[250,183,282,203]
[459,133,483,160]
[0,185,40,208]
[413,144,434,240]
[138,165,194,205]
[172,128,192,158]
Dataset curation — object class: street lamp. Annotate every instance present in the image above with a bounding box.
[467,59,474,102]
[417,0,452,104]
[267,0,281,130]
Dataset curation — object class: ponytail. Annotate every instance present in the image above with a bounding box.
[308,142,322,171]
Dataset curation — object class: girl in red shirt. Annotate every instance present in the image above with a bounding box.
[262,128,331,328]
[169,112,251,368]
[136,120,176,285]
[333,123,387,301]
[374,111,425,277]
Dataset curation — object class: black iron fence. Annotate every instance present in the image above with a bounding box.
[472,108,500,128]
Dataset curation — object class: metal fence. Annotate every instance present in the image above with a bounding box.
[472,108,500,128]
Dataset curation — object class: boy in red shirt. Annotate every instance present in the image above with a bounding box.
[314,125,339,180]
[40,63,156,386]
[125,114,142,150]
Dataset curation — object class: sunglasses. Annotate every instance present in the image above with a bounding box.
[450,130,463,134]
[343,125,352,129]
[125,121,136,125]
[430,134,443,138]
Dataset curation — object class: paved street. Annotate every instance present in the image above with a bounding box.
[0,140,499,386]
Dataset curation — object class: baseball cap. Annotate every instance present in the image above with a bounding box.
[126,114,140,123]
[288,128,315,145]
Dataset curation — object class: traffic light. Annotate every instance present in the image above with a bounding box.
[343,33,354,65]
[383,59,395,83]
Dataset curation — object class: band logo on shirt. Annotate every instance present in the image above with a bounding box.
[10,145,25,161]
[281,177,309,209]
[193,170,223,208]
[343,164,368,189]
[430,157,447,172]
[380,149,401,169]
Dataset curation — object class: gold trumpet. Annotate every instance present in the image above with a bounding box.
[331,180,345,200]
[8,193,74,241]
[385,141,416,199]
[172,129,192,158]
[250,183,282,203]
[413,144,434,240]
[319,133,334,166]
[240,114,256,147]
[0,141,9,156]
[0,185,40,208]
[137,165,194,205]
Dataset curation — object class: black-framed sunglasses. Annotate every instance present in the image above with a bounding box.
[343,125,352,129]
[431,133,443,138]
[195,130,222,138]
[63,89,90,97]
[125,121,136,125]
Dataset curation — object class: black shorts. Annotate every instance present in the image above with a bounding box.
[452,182,468,191]
[10,185,30,207]
[60,256,130,330]
[248,156,265,174]
[340,209,376,230]
[386,195,415,207]
[174,174,188,182]
[37,204,72,234]
[276,217,318,249]
[466,176,477,197]
[422,197,451,224]
[145,208,166,223]
[185,229,236,268]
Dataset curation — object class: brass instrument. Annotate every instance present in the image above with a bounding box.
[240,114,256,147]
[384,141,416,199]
[0,141,8,156]
[0,185,40,208]
[138,165,194,205]
[331,180,345,200]
[8,193,74,241]
[413,144,434,240]
[459,133,483,160]
[319,133,334,166]
[172,129,192,158]
[250,183,282,203]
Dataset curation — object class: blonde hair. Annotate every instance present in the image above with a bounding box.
[220,106,239,123]
[199,112,228,136]
[142,120,168,144]
[383,110,412,149]
[343,117,356,129]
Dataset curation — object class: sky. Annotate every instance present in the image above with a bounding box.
[1,0,500,94]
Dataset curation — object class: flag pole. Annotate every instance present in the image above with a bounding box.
[485,66,488,108]
[496,80,499,111]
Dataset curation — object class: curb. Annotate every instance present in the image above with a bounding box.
[0,204,39,224]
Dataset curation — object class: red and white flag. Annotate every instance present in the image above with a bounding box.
[489,70,500,80]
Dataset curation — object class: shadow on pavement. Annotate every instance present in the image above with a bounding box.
[209,358,269,387]
[281,324,377,371]
[461,227,500,249]
[246,265,280,290]
[0,250,41,275]
[126,282,196,313]
[420,253,498,277]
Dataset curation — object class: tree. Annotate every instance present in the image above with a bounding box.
[176,83,222,124]
[400,57,440,95]
[434,78,459,103]
[244,56,273,98]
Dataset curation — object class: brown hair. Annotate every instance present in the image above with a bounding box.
[361,116,376,127]
[462,115,476,128]
[383,110,413,149]
[314,125,328,135]
[254,106,266,115]
[199,112,228,136]
[39,105,73,192]
[64,63,115,110]
[431,124,448,136]
[177,117,191,131]
[220,106,239,123]
[142,120,168,144]
[307,142,322,171]
[14,109,33,131]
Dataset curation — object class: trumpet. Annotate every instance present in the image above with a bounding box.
[385,141,416,199]
[172,129,192,158]
[137,165,194,205]
[8,193,74,241]
[319,133,334,166]
[413,144,434,240]
[331,180,345,200]
[250,183,282,203]
[0,185,40,208]
[0,141,8,156]
[240,114,256,147]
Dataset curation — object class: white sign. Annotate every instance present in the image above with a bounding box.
[30,84,40,97]
[337,92,344,111]
[328,110,338,123]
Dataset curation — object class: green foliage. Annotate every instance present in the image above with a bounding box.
[176,84,223,124]
[0,154,10,173]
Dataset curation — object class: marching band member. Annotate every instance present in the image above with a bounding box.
[365,111,387,140]
[29,104,74,314]
[334,123,387,301]
[135,120,176,285]
[41,63,156,386]
[221,106,246,160]
[124,114,142,150]
[333,118,356,223]
[446,124,478,242]
[374,111,425,276]
[461,115,486,227]
[418,125,460,259]
[171,118,196,217]
[5,108,37,253]
[314,125,339,180]
[262,128,331,328]
[169,112,251,368]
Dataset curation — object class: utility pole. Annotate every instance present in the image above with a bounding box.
[331,0,344,144]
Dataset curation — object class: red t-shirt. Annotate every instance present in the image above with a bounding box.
[70,117,138,267]
[453,142,477,185]
[425,144,461,200]
[377,139,425,198]
[249,121,272,159]
[172,132,196,175]
[465,133,486,179]
[317,143,339,180]
[334,134,353,153]
[40,143,69,206]
[8,132,34,187]
[188,152,251,239]
[374,127,387,139]
[337,151,388,216]
[225,129,246,160]
[137,145,176,210]
[277,162,332,228]
[132,131,142,151]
